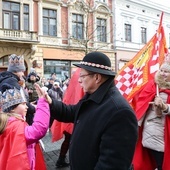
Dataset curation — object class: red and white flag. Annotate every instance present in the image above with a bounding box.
[115,12,168,107]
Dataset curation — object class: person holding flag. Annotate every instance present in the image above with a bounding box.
[115,12,169,170]
[132,53,170,170]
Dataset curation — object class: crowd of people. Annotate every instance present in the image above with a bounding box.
[1,51,170,170]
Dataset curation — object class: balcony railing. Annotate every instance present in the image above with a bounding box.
[0,29,39,43]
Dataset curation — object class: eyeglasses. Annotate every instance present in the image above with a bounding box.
[79,73,94,79]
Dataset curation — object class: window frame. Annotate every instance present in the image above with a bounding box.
[125,23,131,42]
[96,18,107,42]
[141,27,147,44]
[23,4,29,31]
[72,13,84,40]
[2,1,20,30]
[43,8,57,36]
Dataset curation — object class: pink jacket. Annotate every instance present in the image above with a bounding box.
[25,98,50,169]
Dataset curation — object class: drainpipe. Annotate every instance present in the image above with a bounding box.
[113,0,118,73]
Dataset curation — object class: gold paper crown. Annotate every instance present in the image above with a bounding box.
[0,88,27,112]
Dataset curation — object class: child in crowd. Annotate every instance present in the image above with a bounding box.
[0,83,51,170]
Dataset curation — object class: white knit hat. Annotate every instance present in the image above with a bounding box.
[53,82,60,86]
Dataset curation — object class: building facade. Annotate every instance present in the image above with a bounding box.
[1,0,170,79]
[114,0,170,70]
[0,0,115,81]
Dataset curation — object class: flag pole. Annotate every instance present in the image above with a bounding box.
[156,12,163,97]
[156,84,159,97]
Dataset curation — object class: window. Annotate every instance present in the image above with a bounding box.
[96,0,106,2]
[23,4,29,31]
[72,14,84,39]
[141,27,147,44]
[119,59,129,70]
[43,9,57,36]
[97,18,106,42]
[0,56,8,66]
[2,1,20,30]
[44,60,70,82]
[125,24,131,42]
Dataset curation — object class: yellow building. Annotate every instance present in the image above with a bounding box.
[0,0,115,81]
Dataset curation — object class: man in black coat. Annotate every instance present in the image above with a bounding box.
[47,52,138,170]
[0,54,35,125]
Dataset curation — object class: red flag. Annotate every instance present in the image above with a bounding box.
[51,68,84,142]
[115,12,168,107]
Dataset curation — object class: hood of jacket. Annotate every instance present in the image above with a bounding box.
[0,71,20,84]
[0,71,21,92]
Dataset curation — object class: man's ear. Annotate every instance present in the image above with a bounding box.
[95,74,102,84]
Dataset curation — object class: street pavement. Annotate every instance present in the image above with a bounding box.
[41,131,70,170]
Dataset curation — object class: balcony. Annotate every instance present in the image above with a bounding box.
[0,29,39,43]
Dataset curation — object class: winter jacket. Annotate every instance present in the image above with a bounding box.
[142,92,168,152]
[50,77,138,170]
[0,71,21,91]
[0,98,50,170]
[133,78,170,170]
[0,71,35,124]
[48,87,63,101]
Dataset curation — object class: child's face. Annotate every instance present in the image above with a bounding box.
[13,102,28,117]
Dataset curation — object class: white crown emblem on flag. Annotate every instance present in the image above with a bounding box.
[0,88,27,112]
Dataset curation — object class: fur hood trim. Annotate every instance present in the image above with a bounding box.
[155,71,170,89]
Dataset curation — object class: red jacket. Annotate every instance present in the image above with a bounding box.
[0,119,30,170]
[0,118,47,170]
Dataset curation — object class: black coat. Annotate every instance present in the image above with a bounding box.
[50,78,138,170]
[0,71,35,125]
[0,71,21,92]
